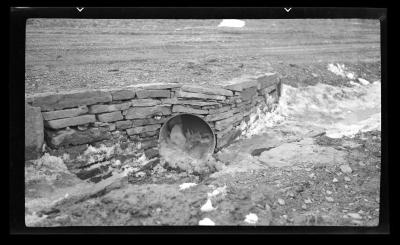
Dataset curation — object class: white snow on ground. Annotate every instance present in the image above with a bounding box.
[199,218,216,225]
[244,213,258,224]
[218,19,246,28]
[179,182,197,190]
[200,199,216,212]
[327,63,356,79]
[242,80,381,139]
[358,78,370,85]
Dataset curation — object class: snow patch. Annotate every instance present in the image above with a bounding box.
[327,63,356,79]
[358,78,370,85]
[244,213,258,224]
[199,218,216,225]
[200,199,217,212]
[242,81,380,139]
[179,182,197,190]
[218,19,246,28]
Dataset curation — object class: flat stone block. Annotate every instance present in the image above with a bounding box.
[111,89,135,101]
[172,105,209,114]
[177,91,225,101]
[181,85,233,97]
[132,117,167,127]
[130,99,161,107]
[89,102,131,114]
[25,104,44,160]
[222,75,259,92]
[46,127,111,148]
[126,124,162,135]
[205,111,233,122]
[128,83,182,90]
[136,89,171,98]
[45,115,96,129]
[42,106,89,120]
[31,90,112,111]
[96,111,123,122]
[115,120,133,130]
[125,106,171,119]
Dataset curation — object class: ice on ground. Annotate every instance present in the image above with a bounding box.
[244,213,258,224]
[200,199,216,212]
[199,218,216,226]
[358,78,370,85]
[242,80,381,139]
[327,63,356,79]
[179,182,197,190]
[218,19,246,28]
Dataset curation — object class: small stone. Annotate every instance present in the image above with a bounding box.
[340,164,353,174]
[333,178,339,183]
[309,173,315,178]
[326,190,332,195]
[134,171,146,178]
[347,213,362,219]
[344,185,349,189]
[325,196,334,202]
[344,177,351,182]
[277,198,285,205]
[351,220,363,225]
[304,198,312,204]
[301,204,307,210]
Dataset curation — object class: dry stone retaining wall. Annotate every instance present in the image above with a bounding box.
[25,74,281,181]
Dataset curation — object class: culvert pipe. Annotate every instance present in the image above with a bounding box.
[158,113,216,161]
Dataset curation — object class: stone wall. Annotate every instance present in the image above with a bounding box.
[25,73,281,181]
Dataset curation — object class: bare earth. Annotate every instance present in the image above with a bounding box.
[25,19,380,94]
[25,19,381,227]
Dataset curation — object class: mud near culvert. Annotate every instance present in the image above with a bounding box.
[241,79,381,139]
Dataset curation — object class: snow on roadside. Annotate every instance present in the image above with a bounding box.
[327,63,356,79]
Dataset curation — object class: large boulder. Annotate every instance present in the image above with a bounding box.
[25,104,44,160]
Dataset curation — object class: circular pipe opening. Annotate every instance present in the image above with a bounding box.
[159,113,216,162]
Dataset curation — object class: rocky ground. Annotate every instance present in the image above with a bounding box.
[25,129,380,226]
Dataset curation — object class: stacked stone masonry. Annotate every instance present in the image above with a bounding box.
[25,74,281,180]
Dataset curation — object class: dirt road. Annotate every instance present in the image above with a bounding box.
[25,19,380,94]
